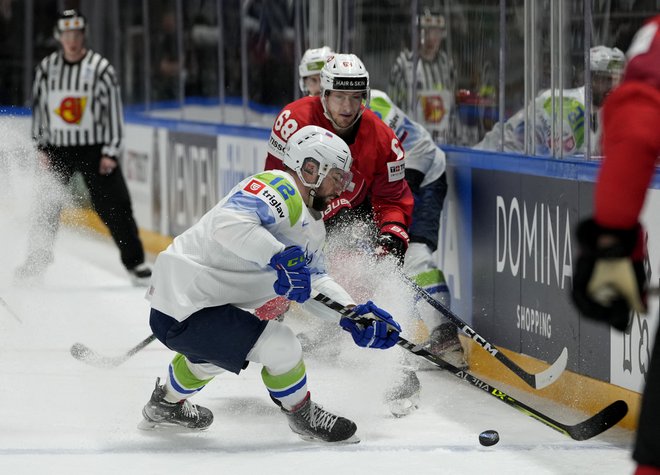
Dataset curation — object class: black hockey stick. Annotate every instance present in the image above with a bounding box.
[70,334,157,368]
[313,292,628,441]
[403,276,568,390]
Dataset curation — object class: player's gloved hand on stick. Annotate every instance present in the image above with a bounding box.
[375,223,409,266]
[339,300,401,349]
[572,218,647,331]
[269,246,311,303]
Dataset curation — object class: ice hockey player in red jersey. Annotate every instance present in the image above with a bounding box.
[265,53,414,260]
[572,15,660,475]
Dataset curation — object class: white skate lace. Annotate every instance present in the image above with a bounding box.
[180,400,200,420]
[308,403,338,431]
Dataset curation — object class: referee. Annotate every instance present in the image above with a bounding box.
[15,9,151,285]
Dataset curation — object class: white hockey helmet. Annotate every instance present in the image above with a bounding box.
[299,46,334,93]
[590,45,625,74]
[590,46,625,106]
[320,53,370,129]
[283,125,353,191]
[54,9,86,39]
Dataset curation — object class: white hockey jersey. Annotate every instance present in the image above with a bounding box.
[148,170,354,321]
[474,86,596,156]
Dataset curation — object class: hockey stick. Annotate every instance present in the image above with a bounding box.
[70,334,156,368]
[0,296,22,323]
[403,276,568,390]
[313,292,628,441]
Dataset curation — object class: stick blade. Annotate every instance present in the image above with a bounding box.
[533,347,569,389]
[70,343,127,369]
[567,400,628,441]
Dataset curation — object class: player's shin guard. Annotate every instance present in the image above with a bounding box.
[414,269,468,370]
[262,360,308,409]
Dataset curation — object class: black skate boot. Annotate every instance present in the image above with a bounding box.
[385,368,421,417]
[128,263,152,287]
[427,322,468,370]
[283,392,359,443]
[138,378,213,430]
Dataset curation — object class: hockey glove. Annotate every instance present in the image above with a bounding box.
[339,301,402,349]
[571,218,647,331]
[268,246,311,304]
[375,223,409,266]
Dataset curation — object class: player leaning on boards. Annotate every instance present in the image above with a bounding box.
[572,15,660,475]
[139,125,402,443]
[15,9,151,286]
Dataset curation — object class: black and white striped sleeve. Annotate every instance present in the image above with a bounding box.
[98,62,124,159]
[31,56,51,150]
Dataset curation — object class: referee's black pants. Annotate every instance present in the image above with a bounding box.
[28,144,145,270]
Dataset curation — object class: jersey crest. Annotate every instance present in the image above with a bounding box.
[249,173,303,226]
[55,96,87,124]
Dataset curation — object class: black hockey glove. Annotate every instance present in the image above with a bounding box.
[571,218,647,331]
[405,168,425,195]
[375,223,409,266]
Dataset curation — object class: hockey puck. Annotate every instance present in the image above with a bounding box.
[479,430,499,446]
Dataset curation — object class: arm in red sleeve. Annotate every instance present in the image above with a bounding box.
[595,82,660,229]
[371,136,414,229]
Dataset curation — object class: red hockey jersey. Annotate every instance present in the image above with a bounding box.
[264,96,414,229]
[596,15,660,229]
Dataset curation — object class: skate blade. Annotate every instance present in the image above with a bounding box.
[296,433,361,444]
[137,418,210,432]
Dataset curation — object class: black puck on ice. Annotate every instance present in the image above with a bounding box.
[479,430,500,446]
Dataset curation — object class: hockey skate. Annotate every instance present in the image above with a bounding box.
[283,392,359,443]
[385,368,421,417]
[128,263,152,287]
[138,378,213,430]
[427,322,468,370]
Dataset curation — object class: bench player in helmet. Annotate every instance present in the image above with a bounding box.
[139,125,401,443]
[298,46,334,97]
[475,46,625,156]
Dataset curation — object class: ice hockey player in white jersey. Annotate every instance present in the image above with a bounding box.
[139,125,402,443]
[474,46,625,155]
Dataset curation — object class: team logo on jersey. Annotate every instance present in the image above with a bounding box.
[244,179,266,195]
[268,133,287,157]
[421,94,446,123]
[387,161,405,182]
[55,96,87,124]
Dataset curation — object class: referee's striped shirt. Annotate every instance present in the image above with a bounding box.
[32,49,124,158]
[388,49,454,114]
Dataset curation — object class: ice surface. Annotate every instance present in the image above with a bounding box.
[0,147,635,475]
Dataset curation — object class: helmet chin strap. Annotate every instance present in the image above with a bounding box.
[307,188,317,208]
